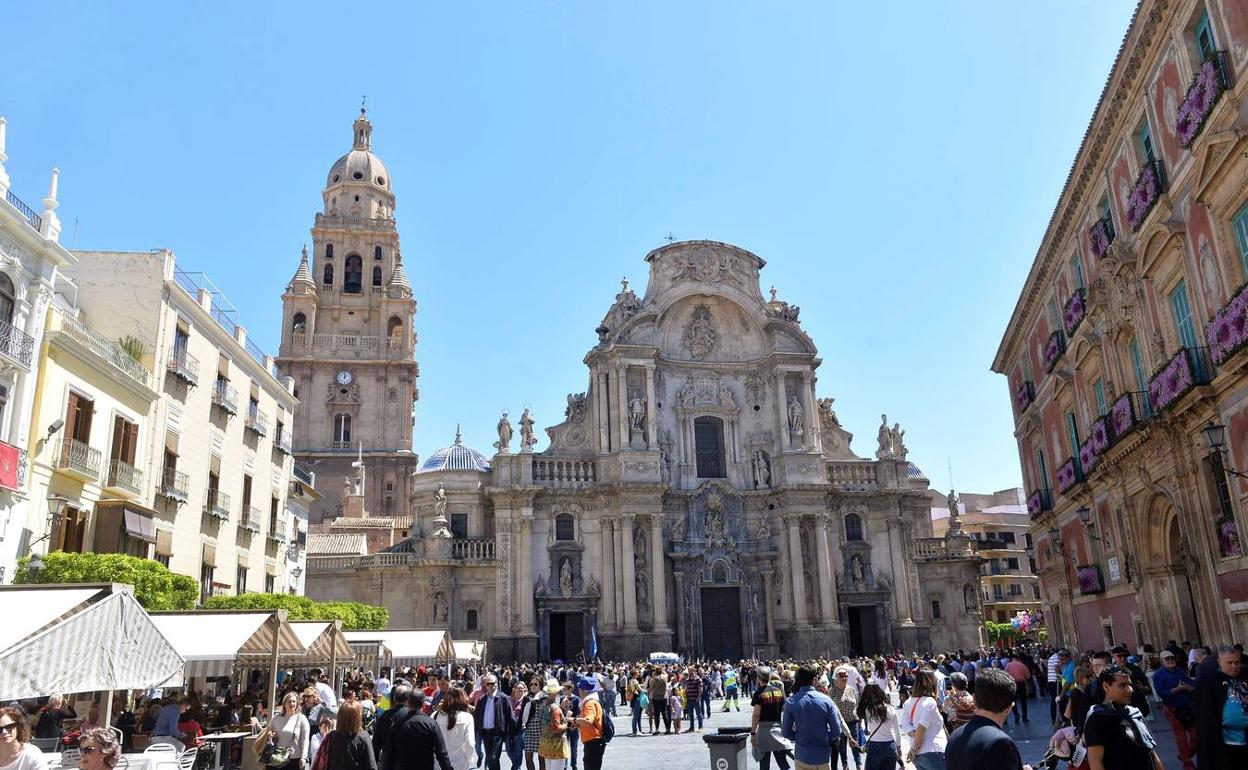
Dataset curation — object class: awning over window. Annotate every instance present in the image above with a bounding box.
[122,507,156,543]
[0,584,183,700]
[202,543,216,567]
[156,528,173,556]
[238,551,250,569]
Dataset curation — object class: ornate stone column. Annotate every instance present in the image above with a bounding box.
[601,516,617,630]
[673,569,687,651]
[644,365,658,449]
[814,517,835,623]
[620,514,638,630]
[774,371,790,450]
[763,571,777,644]
[616,365,630,450]
[518,515,536,634]
[799,370,815,450]
[786,516,806,623]
[596,369,610,453]
[650,514,668,632]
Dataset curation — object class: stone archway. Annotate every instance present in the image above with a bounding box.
[1165,513,1203,644]
[1144,493,1202,645]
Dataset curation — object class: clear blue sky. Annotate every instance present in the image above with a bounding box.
[2,1,1136,493]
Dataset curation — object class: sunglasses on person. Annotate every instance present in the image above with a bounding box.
[0,723,18,734]
[836,674,848,679]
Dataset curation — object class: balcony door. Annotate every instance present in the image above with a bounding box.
[110,416,138,466]
[1170,280,1207,380]
[65,391,93,444]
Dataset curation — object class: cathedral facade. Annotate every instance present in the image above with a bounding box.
[299,114,983,660]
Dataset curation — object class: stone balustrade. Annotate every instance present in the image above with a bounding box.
[452,538,496,560]
[533,458,597,486]
[826,461,879,490]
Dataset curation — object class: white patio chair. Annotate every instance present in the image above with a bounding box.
[60,747,82,769]
[177,747,198,770]
[145,739,183,754]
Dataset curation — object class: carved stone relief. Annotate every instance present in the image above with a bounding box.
[681,304,719,359]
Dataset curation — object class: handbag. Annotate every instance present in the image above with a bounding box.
[265,746,291,768]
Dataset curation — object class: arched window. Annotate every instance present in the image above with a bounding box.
[344,255,363,293]
[845,513,863,542]
[291,312,306,334]
[325,244,333,259]
[0,274,15,324]
[333,414,351,443]
[372,266,383,286]
[555,513,575,541]
[694,416,726,478]
[322,264,334,286]
[387,317,403,339]
[374,246,383,260]
[711,560,730,584]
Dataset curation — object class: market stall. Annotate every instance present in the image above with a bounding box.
[452,639,485,664]
[342,629,453,668]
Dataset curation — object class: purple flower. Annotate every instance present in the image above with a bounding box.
[1178,58,1225,148]
[1064,290,1086,336]
[1091,419,1109,452]
[1028,491,1042,517]
[1127,165,1161,231]
[1111,395,1135,437]
[1220,519,1242,558]
[1090,220,1111,259]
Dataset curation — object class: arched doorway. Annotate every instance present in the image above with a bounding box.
[1166,512,1203,644]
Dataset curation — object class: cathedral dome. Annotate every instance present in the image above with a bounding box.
[325,109,392,192]
[418,430,492,473]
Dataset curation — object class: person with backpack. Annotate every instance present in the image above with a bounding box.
[1082,667,1164,770]
[572,678,609,770]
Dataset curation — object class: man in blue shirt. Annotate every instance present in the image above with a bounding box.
[780,666,841,769]
[1153,649,1196,770]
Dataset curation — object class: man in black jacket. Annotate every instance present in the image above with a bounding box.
[945,668,1030,770]
[472,674,517,770]
[373,685,410,765]
[390,691,454,770]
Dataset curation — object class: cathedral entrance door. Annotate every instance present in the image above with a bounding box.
[700,587,743,660]
[847,606,879,655]
[549,612,585,662]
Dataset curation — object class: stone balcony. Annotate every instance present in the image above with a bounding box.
[826,461,879,491]
[532,458,597,487]
[283,332,411,359]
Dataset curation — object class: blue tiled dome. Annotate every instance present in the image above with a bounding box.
[906,462,929,482]
[418,430,492,473]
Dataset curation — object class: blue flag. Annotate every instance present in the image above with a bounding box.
[590,622,599,660]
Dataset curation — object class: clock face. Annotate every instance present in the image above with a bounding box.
[336,370,353,386]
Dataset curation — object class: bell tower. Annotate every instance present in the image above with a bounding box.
[277,109,419,524]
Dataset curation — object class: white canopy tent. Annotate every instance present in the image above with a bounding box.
[452,640,486,663]
[343,629,453,668]
[149,609,305,715]
[0,583,184,701]
[237,620,354,693]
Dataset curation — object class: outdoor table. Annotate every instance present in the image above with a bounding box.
[201,732,251,770]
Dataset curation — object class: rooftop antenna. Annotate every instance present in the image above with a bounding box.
[947,458,954,491]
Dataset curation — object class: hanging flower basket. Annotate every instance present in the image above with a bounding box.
[1219,517,1243,558]
[1147,348,1196,413]
[1110,393,1136,438]
[1076,564,1105,594]
[1177,55,1228,148]
[1027,489,1049,517]
[1016,380,1034,412]
[1125,162,1164,231]
[1044,331,1065,373]
[1063,289,1086,337]
[1089,219,1113,259]
[1056,457,1080,494]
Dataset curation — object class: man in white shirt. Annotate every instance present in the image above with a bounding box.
[310,669,338,710]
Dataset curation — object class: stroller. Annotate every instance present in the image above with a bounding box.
[1040,725,1080,769]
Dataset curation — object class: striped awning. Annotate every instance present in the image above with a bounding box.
[0,584,184,700]
[149,610,305,681]
[237,620,352,668]
[343,629,453,667]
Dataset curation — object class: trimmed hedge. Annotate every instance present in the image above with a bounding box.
[204,593,388,629]
[15,551,198,610]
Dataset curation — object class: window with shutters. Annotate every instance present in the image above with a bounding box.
[110,415,138,464]
[694,416,726,478]
[236,564,248,596]
[65,390,94,444]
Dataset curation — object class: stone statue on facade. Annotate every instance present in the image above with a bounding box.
[787,396,804,436]
[536,574,548,596]
[752,450,771,489]
[817,397,841,426]
[519,408,537,452]
[756,516,771,540]
[706,510,727,541]
[876,414,893,459]
[851,555,866,588]
[636,571,649,612]
[433,592,448,623]
[681,304,719,359]
[718,384,736,408]
[431,483,451,538]
[670,514,686,541]
[628,392,646,439]
[659,448,671,484]
[559,558,574,598]
[494,411,512,453]
[890,422,907,460]
[586,575,601,597]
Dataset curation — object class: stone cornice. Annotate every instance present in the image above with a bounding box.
[993,0,1170,372]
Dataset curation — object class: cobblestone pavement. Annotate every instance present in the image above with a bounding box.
[566,695,1184,770]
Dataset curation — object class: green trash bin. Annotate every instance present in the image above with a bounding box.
[703,729,749,770]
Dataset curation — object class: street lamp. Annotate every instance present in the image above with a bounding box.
[1202,421,1227,451]
[291,566,303,580]
[26,552,43,580]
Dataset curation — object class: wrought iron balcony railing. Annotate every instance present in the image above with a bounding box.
[5,190,43,232]
[245,408,269,437]
[1126,159,1167,231]
[1089,217,1115,259]
[105,459,143,496]
[241,505,263,533]
[54,438,102,481]
[274,426,293,454]
[268,520,289,543]
[167,349,199,386]
[1177,50,1231,148]
[204,488,232,520]
[56,311,152,387]
[212,381,239,414]
[1027,488,1052,518]
[158,467,190,503]
[1148,346,1213,414]
[0,319,35,369]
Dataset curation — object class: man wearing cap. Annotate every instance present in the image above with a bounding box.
[472,674,516,770]
[573,677,606,770]
[1153,649,1196,770]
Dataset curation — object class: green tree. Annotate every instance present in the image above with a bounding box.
[15,551,198,610]
[204,593,388,629]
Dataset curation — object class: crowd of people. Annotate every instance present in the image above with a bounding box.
[3,639,1247,770]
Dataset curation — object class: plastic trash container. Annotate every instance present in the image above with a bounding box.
[703,730,749,770]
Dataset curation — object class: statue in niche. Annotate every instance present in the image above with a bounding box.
[659,449,671,484]
[628,392,646,432]
[434,483,447,519]
[636,571,649,611]
[718,384,736,408]
[670,515,686,541]
[519,408,537,451]
[787,396,804,435]
[433,592,448,624]
[851,555,866,588]
[890,422,907,461]
[494,411,512,452]
[752,450,771,489]
[634,526,648,570]
[706,510,727,541]
[963,584,978,614]
[681,304,719,359]
[559,559,574,598]
[536,574,548,596]
[876,414,893,459]
[586,576,601,597]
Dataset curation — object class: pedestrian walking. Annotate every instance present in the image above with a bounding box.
[750,667,794,770]
[855,684,901,770]
[1151,649,1196,770]
[1082,666,1164,770]
[1194,645,1248,770]
[899,670,946,770]
[780,665,842,770]
[943,667,1028,770]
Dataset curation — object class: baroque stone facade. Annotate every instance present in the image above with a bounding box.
[297,129,983,658]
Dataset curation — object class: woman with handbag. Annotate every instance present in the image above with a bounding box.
[856,684,902,770]
[318,702,375,770]
[269,692,310,770]
[536,680,570,770]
